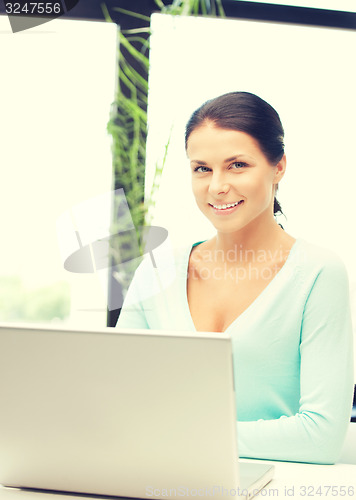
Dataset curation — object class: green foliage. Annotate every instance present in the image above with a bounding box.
[155,0,225,17]
[104,6,150,233]
[105,0,225,235]
[0,276,71,323]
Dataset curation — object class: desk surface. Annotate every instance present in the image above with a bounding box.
[242,459,356,498]
[1,460,355,500]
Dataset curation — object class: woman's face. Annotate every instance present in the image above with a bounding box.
[186,123,285,235]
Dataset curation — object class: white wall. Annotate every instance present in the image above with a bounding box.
[0,16,117,327]
[146,13,356,379]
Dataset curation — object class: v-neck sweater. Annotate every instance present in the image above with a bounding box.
[117,238,354,464]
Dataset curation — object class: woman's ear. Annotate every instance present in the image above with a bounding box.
[273,154,287,185]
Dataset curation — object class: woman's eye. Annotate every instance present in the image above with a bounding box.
[230,161,247,169]
[194,166,210,173]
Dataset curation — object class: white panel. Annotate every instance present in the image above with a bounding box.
[0,16,117,326]
[146,13,356,378]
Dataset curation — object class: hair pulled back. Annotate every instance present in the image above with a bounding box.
[185,91,284,218]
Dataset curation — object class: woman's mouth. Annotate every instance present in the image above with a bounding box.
[209,200,244,214]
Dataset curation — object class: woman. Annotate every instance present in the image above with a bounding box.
[117,91,354,464]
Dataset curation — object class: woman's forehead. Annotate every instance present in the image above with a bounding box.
[186,125,263,159]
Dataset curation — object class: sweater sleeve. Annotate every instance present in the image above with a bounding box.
[237,256,354,464]
[115,262,150,330]
[115,245,179,330]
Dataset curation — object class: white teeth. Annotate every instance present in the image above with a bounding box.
[212,201,240,210]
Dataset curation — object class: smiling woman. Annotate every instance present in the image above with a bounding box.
[187,126,284,233]
[184,92,294,333]
[117,91,354,465]
[186,91,285,227]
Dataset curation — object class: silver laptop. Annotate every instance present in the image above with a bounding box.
[0,323,274,500]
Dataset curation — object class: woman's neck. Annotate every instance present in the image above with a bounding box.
[211,219,290,265]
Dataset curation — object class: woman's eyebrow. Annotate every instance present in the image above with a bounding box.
[190,154,253,165]
[190,159,208,165]
[224,154,252,162]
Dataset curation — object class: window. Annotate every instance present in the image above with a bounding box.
[0,16,117,327]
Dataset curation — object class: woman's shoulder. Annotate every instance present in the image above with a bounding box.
[130,239,195,281]
[292,238,349,283]
[294,238,345,264]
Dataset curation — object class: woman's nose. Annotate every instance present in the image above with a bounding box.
[208,171,230,196]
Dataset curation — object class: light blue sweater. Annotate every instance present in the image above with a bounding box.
[117,238,354,464]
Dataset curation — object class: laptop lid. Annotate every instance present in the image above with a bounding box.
[0,323,273,499]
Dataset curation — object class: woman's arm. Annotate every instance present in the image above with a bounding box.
[116,261,150,330]
[237,257,354,464]
[116,245,179,330]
